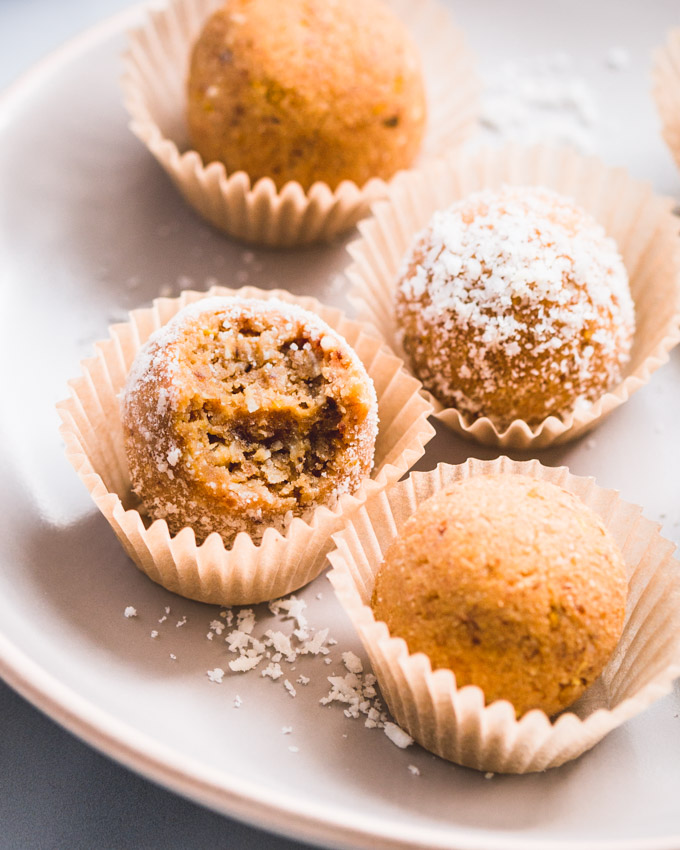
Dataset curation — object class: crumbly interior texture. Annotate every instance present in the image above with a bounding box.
[122,297,378,545]
[371,475,628,717]
[395,186,635,427]
[187,0,426,190]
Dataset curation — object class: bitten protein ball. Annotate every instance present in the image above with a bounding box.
[371,474,628,718]
[122,297,378,545]
[395,186,635,427]
[187,0,427,190]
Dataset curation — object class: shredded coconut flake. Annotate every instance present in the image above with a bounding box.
[207,667,225,684]
[384,723,414,749]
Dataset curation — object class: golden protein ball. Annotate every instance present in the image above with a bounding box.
[371,475,628,717]
[187,0,427,190]
[122,297,378,546]
[395,186,635,428]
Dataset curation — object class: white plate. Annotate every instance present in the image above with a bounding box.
[0,3,679,849]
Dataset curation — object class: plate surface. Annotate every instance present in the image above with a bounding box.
[1,2,680,849]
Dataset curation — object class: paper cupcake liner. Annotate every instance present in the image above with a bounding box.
[346,144,680,449]
[121,0,480,248]
[57,285,434,606]
[327,457,680,774]
[652,29,680,174]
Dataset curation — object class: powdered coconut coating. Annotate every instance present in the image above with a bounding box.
[122,297,378,546]
[371,475,627,718]
[187,0,426,191]
[395,186,635,427]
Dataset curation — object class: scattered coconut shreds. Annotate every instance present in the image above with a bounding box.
[237,609,256,634]
[342,651,364,675]
[384,723,414,750]
[124,606,137,618]
[207,667,225,684]
[229,654,263,673]
[480,53,599,153]
[485,772,495,780]
[301,628,330,656]
[262,662,284,680]
[265,630,296,661]
[408,765,421,776]
[128,593,417,755]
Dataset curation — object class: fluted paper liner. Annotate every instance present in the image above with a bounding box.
[347,144,680,449]
[57,285,434,606]
[121,0,479,247]
[653,29,680,174]
[327,457,680,773]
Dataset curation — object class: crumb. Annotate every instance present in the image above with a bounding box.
[229,655,263,673]
[484,772,495,779]
[176,616,187,628]
[282,726,293,735]
[124,606,138,618]
[296,675,310,685]
[383,722,414,749]
[169,653,177,661]
[408,765,420,776]
[284,680,297,698]
[288,746,299,753]
[342,651,364,674]
[233,695,242,708]
[150,630,159,639]
[262,662,284,680]
[207,667,225,683]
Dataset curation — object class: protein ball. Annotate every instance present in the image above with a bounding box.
[187,0,427,190]
[122,296,378,545]
[395,186,635,427]
[371,474,627,717]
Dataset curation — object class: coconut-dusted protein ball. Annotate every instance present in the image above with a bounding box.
[122,297,378,546]
[371,475,628,718]
[187,0,427,191]
[395,186,635,428]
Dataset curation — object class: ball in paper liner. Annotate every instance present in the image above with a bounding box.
[371,474,627,717]
[187,0,427,190]
[394,186,635,428]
